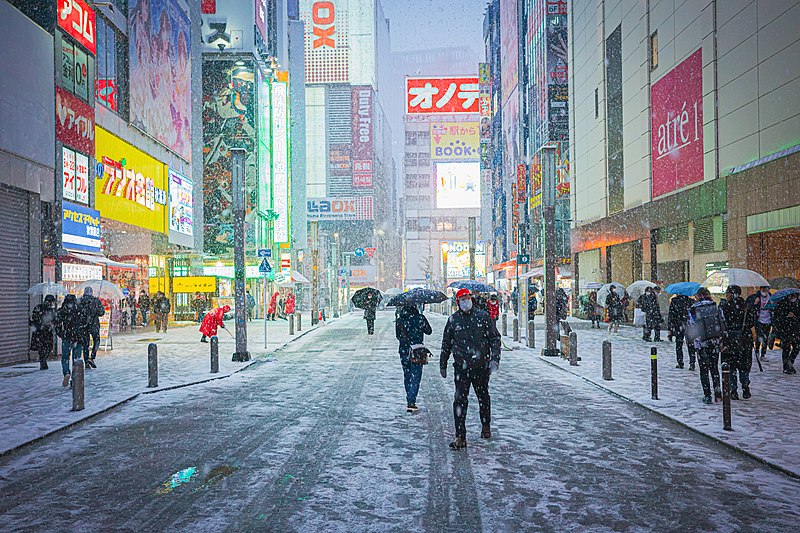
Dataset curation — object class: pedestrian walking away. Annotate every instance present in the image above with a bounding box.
[440,288,501,450]
[668,294,697,370]
[639,287,663,342]
[746,286,773,361]
[284,292,296,316]
[200,305,230,342]
[55,294,87,387]
[395,304,432,412]
[719,285,754,399]
[606,285,624,335]
[246,292,256,321]
[773,291,800,374]
[138,290,150,327]
[686,288,724,404]
[78,287,105,369]
[363,293,378,335]
[29,295,57,370]
[152,291,171,333]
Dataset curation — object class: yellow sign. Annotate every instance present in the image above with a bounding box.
[530,193,542,209]
[173,276,218,293]
[94,127,168,233]
[430,122,479,161]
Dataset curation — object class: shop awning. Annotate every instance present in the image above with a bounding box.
[69,252,138,270]
[292,270,310,284]
[519,265,571,279]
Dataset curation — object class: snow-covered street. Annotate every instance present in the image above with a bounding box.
[1,311,799,531]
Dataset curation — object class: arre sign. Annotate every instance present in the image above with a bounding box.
[58,0,96,55]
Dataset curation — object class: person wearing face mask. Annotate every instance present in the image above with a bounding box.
[439,288,502,450]
[746,286,773,361]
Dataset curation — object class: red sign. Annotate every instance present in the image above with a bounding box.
[255,0,268,44]
[201,0,216,14]
[311,1,336,48]
[365,247,376,258]
[351,86,373,188]
[516,164,527,203]
[651,49,704,198]
[95,78,117,112]
[406,77,480,114]
[56,86,95,156]
[57,0,96,55]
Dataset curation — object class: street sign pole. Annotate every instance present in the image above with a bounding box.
[263,272,268,349]
[541,145,559,356]
[231,149,249,362]
[345,254,351,310]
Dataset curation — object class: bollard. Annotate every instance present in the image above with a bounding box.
[722,362,732,431]
[513,318,519,342]
[71,356,85,411]
[650,346,658,400]
[296,312,302,331]
[148,343,158,388]
[569,331,578,366]
[210,336,219,373]
[289,313,295,335]
[502,314,508,337]
[602,340,613,380]
[527,320,535,348]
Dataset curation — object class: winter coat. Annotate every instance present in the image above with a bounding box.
[200,306,230,337]
[138,294,151,312]
[440,307,501,371]
[79,295,105,330]
[668,295,693,333]
[773,297,800,341]
[30,301,56,352]
[719,296,754,353]
[56,295,87,344]
[192,297,207,313]
[746,292,772,325]
[152,295,171,315]
[246,294,256,310]
[487,299,500,320]
[363,304,377,320]
[639,292,663,327]
[396,306,432,359]
[284,294,296,315]
[555,289,569,320]
[268,292,279,315]
[606,292,624,321]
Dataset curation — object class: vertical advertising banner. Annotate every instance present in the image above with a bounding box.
[169,169,193,236]
[301,0,350,83]
[62,147,76,202]
[56,87,95,156]
[351,85,373,188]
[546,13,569,142]
[651,49,704,198]
[272,81,290,243]
[500,0,518,104]
[75,152,89,204]
[57,0,97,54]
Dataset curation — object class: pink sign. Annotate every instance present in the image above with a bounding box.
[351,86,373,188]
[651,48,704,198]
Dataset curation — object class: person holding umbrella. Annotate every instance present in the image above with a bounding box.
[29,295,57,370]
[351,287,382,335]
[396,304,432,412]
[605,285,624,335]
[719,285,754,399]
[668,292,697,370]
[639,287,663,342]
[440,288,501,449]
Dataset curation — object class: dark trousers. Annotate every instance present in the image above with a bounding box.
[155,313,168,332]
[674,330,696,366]
[82,327,100,361]
[722,349,751,392]
[141,309,149,326]
[366,318,375,334]
[782,338,799,370]
[697,345,720,397]
[643,324,661,341]
[754,322,771,357]
[453,367,491,439]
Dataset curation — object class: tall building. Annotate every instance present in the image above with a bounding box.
[569,0,800,289]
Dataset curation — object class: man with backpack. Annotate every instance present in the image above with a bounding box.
[79,287,105,369]
[719,285,754,399]
[55,294,87,387]
[152,291,171,333]
[686,288,724,404]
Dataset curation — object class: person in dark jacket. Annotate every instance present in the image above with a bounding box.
[79,287,105,368]
[746,286,773,361]
[555,287,569,321]
[668,294,696,369]
[363,293,377,334]
[138,290,150,326]
[30,295,57,370]
[152,291,171,333]
[396,305,433,412]
[773,292,800,374]
[192,292,207,323]
[440,288,502,449]
[719,285,754,399]
[606,286,624,334]
[688,288,723,404]
[639,287,663,342]
[55,294,86,387]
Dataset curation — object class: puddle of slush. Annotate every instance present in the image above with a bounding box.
[157,467,198,494]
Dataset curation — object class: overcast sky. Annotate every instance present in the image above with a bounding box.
[381,0,488,54]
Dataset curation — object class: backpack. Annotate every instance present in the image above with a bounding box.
[686,303,723,344]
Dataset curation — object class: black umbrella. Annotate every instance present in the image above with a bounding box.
[351,287,382,309]
[387,288,447,307]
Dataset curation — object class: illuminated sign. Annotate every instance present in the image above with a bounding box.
[56,87,95,156]
[435,162,481,209]
[445,241,487,279]
[406,77,480,114]
[172,276,217,293]
[62,201,101,252]
[169,169,193,236]
[271,81,290,243]
[351,86,373,188]
[58,0,96,54]
[301,0,349,83]
[306,197,373,221]
[62,147,75,202]
[101,157,167,210]
[430,122,479,161]
[339,265,376,286]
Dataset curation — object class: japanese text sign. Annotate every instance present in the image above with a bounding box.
[62,201,101,253]
[56,87,95,155]
[58,0,96,54]
[351,86,373,188]
[406,77,480,114]
[430,122,479,161]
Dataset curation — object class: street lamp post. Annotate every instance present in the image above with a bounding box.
[541,145,559,357]
[441,243,450,291]
[332,233,340,317]
[230,148,249,362]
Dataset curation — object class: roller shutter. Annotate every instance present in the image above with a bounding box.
[0,185,31,365]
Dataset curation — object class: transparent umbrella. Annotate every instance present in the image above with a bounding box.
[27,282,69,297]
[626,280,658,302]
[701,268,769,293]
[75,279,124,300]
[597,282,626,307]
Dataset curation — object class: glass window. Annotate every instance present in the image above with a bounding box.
[95,15,126,114]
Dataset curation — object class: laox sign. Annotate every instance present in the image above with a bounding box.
[311,1,336,49]
[309,199,358,214]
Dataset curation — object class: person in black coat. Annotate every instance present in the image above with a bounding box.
[363,293,378,334]
[396,305,432,412]
[55,294,87,387]
[668,294,696,369]
[719,285,754,399]
[773,292,800,374]
[639,287,663,342]
[606,286,624,334]
[440,289,502,449]
[79,288,105,368]
[746,286,773,360]
[30,295,57,370]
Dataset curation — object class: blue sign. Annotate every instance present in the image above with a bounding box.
[257,249,272,258]
[95,161,105,179]
[354,247,366,257]
[259,258,273,274]
[62,201,101,253]
[122,288,130,297]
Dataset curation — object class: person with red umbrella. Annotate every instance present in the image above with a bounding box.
[200,305,230,343]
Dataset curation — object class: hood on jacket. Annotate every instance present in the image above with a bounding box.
[222,305,231,313]
[63,294,77,307]
[399,305,419,319]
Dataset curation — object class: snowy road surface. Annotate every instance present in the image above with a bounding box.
[1,311,799,532]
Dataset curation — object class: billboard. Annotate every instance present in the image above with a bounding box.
[445,241,487,279]
[651,49,704,198]
[329,144,351,176]
[271,80,290,243]
[307,197,373,221]
[58,0,97,54]
[339,264,376,286]
[430,122,479,161]
[301,0,350,83]
[62,201,101,253]
[500,0,518,103]
[56,87,95,155]
[436,162,481,209]
[169,169,193,236]
[129,0,192,161]
[406,77,480,114]
[547,18,569,141]
[351,85,373,188]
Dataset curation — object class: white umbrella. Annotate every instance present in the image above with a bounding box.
[75,279,124,300]
[627,280,658,302]
[383,288,403,297]
[701,268,769,293]
[27,282,69,296]
[597,282,626,308]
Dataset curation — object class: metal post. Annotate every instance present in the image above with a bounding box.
[296,312,302,331]
[311,221,319,325]
[722,362,732,431]
[231,149,250,362]
[289,313,295,335]
[528,320,535,348]
[650,346,658,400]
[569,331,578,366]
[332,239,340,317]
[468,217,476,280]
[71,355,84,411]
[148,342,158,388]
[541,145,559,357]
[210,336,219,373]
[345,254,351,311]
[502,313,508,336]
[513,317,520,342]
[263,272,269,350]
[602,340,612,380]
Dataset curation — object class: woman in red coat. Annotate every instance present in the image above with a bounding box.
[284,292,296,315]
[267,292,279,321]
[487,294,500,322]
[200,305,230,342]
